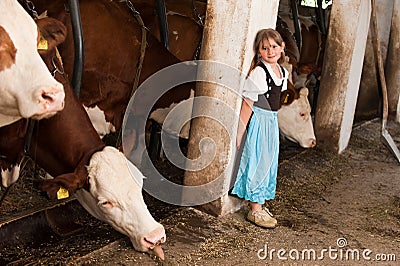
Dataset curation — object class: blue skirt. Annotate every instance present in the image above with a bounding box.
[231,107,279,204]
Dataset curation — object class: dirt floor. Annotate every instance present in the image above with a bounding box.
[1,118,399,265]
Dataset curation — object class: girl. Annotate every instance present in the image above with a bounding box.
[232,28,288,229]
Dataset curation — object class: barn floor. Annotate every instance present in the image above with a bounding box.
[1,118,399,265]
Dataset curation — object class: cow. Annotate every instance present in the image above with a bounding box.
[32,0,193,139]
[276,15,300,84]
[134,0,206,61]
[277,13,327,115]
[0,16,165,259]
[0,0,65,127]
[278,13,326,89]
[278,87,316,148]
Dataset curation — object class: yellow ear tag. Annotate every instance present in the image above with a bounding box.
[57,187,69,200]
[37,38,48,50]
[284,93,289,104]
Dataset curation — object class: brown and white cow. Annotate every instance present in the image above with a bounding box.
[278,13,326,89]
[276,15,300,85]
[0,16,165,259]
[0,0,65,127]
[31,0,192,139]
[134,0,206,61]
[278,87,316,148]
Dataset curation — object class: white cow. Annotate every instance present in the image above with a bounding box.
[0,0,65,127]
[75,147,166,259]
[149,88,316,149]
[278,87,316,148]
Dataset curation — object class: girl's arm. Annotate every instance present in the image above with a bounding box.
[236,98,254,149]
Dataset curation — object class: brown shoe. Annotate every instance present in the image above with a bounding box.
[247,208,277,229]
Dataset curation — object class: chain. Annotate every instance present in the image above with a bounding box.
[51,49,65,77]
[114,0,148,148]
[125,0,140,16]
[191,0,204,27]
[23,0,39,18]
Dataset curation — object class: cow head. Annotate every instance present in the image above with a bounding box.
[0,0,65,126]
[294,63,320,89]
[278,87,316,148]
[78,147,166,258]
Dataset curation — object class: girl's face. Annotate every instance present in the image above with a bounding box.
[258,37,284,65]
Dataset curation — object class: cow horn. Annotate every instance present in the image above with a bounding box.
[299,87,309,97]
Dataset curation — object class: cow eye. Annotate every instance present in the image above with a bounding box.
[300,113,305,117]
[98,200,113,208]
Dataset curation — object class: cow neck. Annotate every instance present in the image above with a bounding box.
[76,147,101,192]
[22,42,65,164]
[276,18,300,62]
[124,0,147,99]
[32,46,106,179]
[29,78,106,178]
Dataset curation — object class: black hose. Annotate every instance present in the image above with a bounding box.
[316,0,327,36]
[68,0,84,98]
[155,0,169,49]
[291,0,302,51]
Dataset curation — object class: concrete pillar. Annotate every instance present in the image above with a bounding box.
[183,0,280,216]
[314,0,371,153]
[386,0,400,121]
[356,0,393,121]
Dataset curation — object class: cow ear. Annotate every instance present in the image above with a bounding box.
[280,90,295,106]
[281,81,300,106]
[35,17,67,52]
[40,172,86,199]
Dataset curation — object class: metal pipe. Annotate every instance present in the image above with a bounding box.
[68,0,84,98]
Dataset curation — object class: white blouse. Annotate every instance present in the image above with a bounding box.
[242,60,288,102]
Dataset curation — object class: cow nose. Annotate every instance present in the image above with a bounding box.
[143,227,166,247]
[310,138,317,148]
[141,227,166,260]
[39,85,65,113]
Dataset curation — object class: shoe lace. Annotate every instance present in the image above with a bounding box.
[264,208,274,217]
[254,208,274,220]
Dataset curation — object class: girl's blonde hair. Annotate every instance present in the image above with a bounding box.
[247,28,285,77]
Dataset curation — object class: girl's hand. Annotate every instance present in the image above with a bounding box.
[236,121,246,149]
[236,98,253,149]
